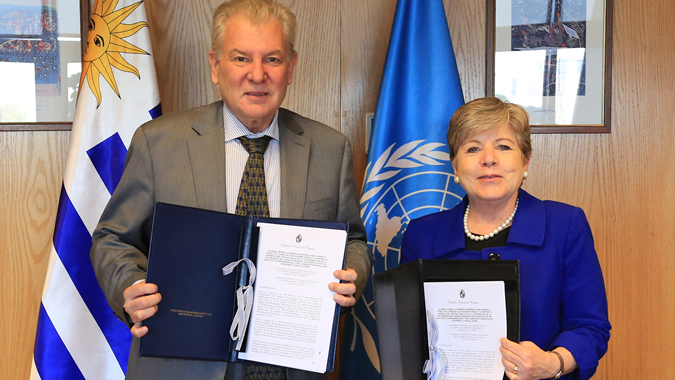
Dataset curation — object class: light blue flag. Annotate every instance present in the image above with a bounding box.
[31,1,161,379]
[340,0,465,378]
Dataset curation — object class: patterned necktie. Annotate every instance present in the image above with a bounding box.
[236,136,272,218]
[245,365,287,380]
[236,136,287,380]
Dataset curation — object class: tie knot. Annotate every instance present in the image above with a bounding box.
[238,136,272,155]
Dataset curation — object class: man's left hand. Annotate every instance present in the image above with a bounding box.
[329,268,357,307]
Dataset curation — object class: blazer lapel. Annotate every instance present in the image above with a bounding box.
[187,102,227,213]
[507,189,546,247]
[433,196,468,257]
[278,110,309,219]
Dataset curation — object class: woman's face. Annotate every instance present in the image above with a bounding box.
[453,123,529,207]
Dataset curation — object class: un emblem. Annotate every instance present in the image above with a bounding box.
[345,140,465,371]
[360,140,465,272]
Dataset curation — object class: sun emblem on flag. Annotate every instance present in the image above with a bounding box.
[79,0,150,107]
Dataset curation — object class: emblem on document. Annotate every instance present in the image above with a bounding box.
[296,234,302,243]
[459,289,466,298]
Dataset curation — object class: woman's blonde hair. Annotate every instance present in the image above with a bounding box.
[447,97,531,163]
[211,0,297,59]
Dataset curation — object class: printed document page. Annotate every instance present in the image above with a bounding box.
[237,222,347,373]
[423,281,507,380]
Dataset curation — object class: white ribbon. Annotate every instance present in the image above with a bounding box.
[222,258,256,351]
[423,309,447,380]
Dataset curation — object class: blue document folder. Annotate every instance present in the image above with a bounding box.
[138,202,347,373]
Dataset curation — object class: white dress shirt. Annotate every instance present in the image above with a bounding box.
[222,105,281,217]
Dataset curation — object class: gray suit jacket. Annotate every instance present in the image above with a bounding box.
[91,101,373,380]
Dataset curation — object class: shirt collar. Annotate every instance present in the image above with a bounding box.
[222,104,279,141]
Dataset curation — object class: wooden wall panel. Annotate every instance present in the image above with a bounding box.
[444,0,486,103]
[523,0,675,377]
[0,131,70,379]
[144,0,223,113]
[340,0,396,187]
[4,0,675,378]
[281,0,340,129]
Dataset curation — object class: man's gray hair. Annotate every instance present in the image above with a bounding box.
[211,0,297,59]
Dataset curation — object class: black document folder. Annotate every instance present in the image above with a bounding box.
[138,202,347,373]
[373,259,520,380]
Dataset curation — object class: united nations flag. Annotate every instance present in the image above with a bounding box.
[340,0,465,378]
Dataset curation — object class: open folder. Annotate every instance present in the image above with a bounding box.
[138,202,348,374]
[373,259,520,380]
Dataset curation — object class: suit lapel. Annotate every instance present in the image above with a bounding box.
[279,110,309,219]
[187,102,227,213]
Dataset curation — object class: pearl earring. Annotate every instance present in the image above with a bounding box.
[454,176,460,184]
[523,171,528,179]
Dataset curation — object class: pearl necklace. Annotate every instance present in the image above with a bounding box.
[464,198,519,241]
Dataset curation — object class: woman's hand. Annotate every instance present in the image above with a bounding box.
[499,338,559,380]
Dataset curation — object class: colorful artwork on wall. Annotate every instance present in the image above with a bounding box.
[0,3,61,96]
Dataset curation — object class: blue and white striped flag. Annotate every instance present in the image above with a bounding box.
[340,0,465,378]
[31,0,160,378]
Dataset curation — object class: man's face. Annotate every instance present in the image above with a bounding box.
[209,15,297,133]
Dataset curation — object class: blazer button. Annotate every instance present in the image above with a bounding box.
[488,252,500,260]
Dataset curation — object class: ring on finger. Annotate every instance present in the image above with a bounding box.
[514,365,519,374]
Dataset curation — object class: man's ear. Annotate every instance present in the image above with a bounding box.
[208,50,219,85]
[287,52,298,85]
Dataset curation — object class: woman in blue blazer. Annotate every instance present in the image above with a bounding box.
[400,98,610,380]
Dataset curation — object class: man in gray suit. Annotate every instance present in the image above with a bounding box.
[90,0,373,379]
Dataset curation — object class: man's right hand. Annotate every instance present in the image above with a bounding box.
[123,280,162,338]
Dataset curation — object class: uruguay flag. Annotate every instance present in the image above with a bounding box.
[31,0,160,378]
[340,0,465,378]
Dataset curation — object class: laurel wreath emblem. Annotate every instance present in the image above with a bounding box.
[360,140,451,208]
[350,140,452,370]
